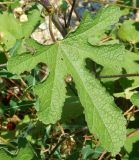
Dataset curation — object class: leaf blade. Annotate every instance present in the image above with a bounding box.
[61,43,126,154]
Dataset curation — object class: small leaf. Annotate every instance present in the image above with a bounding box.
[131,92,139,107]
[123,129,139,160]
[0,139,37,160]
[60,0,68,12]
[0,8,41,49]
[118,20,139,43]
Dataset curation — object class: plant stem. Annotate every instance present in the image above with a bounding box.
[0,137,16,149]
[68,0,81,21]
[49,15,56,42]
[133,109,139,113]
[0,63,7,67]
[52,14,67,37]
[98,151,107,160]
[48,126,88,157]
[64,12,67,27]
[67,0,76,28]
[133,0,137,8]
[48,134,69,158]
[0,2,14,4]
[39,0,67,37]
[97,73,139,79]
[124,105,134,116]
[127,128,139,138]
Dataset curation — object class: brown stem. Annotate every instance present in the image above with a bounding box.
[48,135,68,158]
[57,122,65,135]
[49,15,56,42]
[67,0,76,28]
[68,0,81,21]
[64,12,67,27]
[98,151,107,160]
[97,73,139,79]
[52,14,67,37]
[39,0,67,37]
[0,63,7,67]
[134,109,139,113]
[48,126,88,157]
[124,106,134,116]
[127,128,139,138]
[0,2,14,4]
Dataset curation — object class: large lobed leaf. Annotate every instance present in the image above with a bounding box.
[7,6,130,154]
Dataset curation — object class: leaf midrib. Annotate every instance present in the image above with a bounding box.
[60,44,114,149]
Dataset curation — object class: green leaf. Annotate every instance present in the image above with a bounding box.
[22,9,41,37]
[130,92,139,107]
[99,47,139,76]
[61,96,83,121]
[118,20,139,43]
[81,145,94,160]
[0,139,37,160]
[123,129,139,160]
[60,0,68,12]
[0,51,7,64]
[81,145,103,160]
[8,6,127,154]
[9,39,23,56]
[0,8,41,49]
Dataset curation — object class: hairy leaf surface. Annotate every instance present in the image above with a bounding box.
[7,6,128,154]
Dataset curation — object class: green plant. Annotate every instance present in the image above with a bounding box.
[1,0,139,159]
